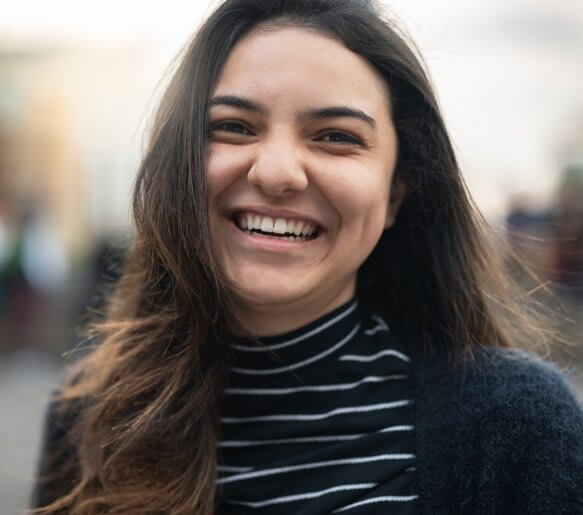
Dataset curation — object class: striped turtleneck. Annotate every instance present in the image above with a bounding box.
[217,299,418,514]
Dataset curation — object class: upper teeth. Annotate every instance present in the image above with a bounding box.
[238,214,317,237]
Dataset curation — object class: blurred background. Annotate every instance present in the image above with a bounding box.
[1,0,582,511]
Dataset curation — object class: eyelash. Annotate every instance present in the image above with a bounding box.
[208,120,254,136]
[317,131,363,146]
[208,121,363,147]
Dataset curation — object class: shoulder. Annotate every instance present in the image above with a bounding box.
[413,346,583,443]
[412,346,583,514]
[415,346,581,416]
[414,345,583,445]
[30,393,83,509]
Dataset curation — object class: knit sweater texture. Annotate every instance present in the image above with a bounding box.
[411,344,583,513]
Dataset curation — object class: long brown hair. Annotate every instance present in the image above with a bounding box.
[33,0,550,513]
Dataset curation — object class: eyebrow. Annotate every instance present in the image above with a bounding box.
[208,95,267,114]
[208,95,376,129]
[299,106,377,129]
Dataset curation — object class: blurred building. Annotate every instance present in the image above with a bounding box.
[0,43,151,256]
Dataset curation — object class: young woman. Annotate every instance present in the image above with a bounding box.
[32,0,583,513]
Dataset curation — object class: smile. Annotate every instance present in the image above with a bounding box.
[234,212,320,241]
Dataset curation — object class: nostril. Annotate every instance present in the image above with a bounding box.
[246,159,309,197]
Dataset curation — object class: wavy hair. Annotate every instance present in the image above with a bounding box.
[32,0,549,513]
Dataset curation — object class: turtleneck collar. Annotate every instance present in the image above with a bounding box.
[230,298,361,379]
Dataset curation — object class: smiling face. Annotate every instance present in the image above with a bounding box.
[207,26,403,336]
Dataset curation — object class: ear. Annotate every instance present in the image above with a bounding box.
[384,177,407,229]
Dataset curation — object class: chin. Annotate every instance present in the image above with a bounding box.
[226,263,309,304]
[234,282,308,308]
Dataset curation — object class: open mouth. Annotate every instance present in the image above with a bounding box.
[233,212,321,241]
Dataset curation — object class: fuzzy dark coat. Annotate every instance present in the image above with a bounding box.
[412,347,583,514]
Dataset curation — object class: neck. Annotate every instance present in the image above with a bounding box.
[234,281,356,337]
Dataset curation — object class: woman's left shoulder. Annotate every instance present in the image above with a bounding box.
[413,346,583,513]
[425,347,583,437]
[416,344,581,407]
[416,345,583,435]
[460,347,582,416]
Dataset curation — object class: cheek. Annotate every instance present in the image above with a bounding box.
[318,163,392,227]
[206,145,251,199]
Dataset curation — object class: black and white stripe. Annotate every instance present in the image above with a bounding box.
[218,299,418,514]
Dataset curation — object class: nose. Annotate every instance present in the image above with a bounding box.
[247,134,309,197]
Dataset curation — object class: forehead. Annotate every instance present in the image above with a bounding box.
[212,25,391,119]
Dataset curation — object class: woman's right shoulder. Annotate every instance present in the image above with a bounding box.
[30,391,84,510]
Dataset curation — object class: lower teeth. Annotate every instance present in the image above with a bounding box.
[244,229,310,241]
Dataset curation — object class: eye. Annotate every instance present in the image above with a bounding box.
[317,131,362,145]
[209,120,254,136]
